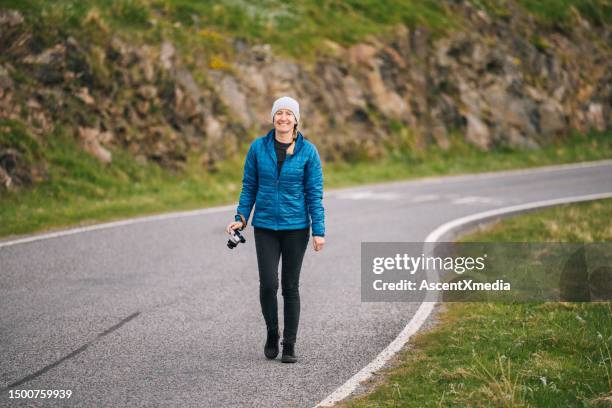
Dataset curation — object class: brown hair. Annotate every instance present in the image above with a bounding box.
[286,124,298,155]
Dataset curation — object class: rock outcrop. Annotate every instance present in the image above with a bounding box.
[0,2,609,190]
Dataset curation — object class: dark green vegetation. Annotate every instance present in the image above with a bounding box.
[340,199,612,407]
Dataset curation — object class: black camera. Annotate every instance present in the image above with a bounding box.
[227,229,246,249]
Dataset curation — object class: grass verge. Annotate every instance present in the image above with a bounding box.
[337,199,612,407]
[1,128,611,239]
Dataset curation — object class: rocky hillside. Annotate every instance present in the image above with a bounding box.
[0,1,609,191]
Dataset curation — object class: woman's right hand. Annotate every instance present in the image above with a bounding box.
[226,221,243,234]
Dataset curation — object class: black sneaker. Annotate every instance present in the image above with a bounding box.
[281,341,297,363]
[264,329,280,359]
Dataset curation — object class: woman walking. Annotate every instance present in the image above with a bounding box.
[226,96,326,363]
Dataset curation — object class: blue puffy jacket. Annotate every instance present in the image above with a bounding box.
[235,129,325,237]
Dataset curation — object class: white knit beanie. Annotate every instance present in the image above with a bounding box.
[271,96,300,124]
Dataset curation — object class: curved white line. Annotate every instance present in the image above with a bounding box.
[315,191,612,407]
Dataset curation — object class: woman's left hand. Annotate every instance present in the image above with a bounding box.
[313,236,325,252]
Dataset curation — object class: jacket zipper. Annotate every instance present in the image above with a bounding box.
[276,152,288,230]
[276,163,280,230]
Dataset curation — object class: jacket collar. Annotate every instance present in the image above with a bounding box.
[264,128,305,159]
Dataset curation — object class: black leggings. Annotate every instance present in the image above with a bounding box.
[254,226,310,344]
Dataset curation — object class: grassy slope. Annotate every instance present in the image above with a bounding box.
[339,199,612,407]
[0,0,609,59]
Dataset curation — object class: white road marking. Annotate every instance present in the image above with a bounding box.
[451,196,503,205]
[0,205,236,248]
[410,194,440,202]
[336,191,401,200]
[314,191,612,407]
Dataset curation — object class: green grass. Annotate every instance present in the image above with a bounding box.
[0,127,610,239]
[325,129,612,188]
[0,0,453,59]
[1,0,608,59]
[471,0,610,28]
[516,0,610,28]
[462,200,612,244]
[338,200,612,407]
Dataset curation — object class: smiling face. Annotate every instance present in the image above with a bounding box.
[273,109,297,134]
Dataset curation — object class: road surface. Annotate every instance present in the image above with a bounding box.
[1,160,611,407]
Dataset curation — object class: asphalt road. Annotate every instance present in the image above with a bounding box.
[1,160,611,407]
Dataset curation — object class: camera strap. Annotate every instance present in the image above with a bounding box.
[237,213,246,230]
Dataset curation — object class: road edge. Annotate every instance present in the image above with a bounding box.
[314,191,612,407]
